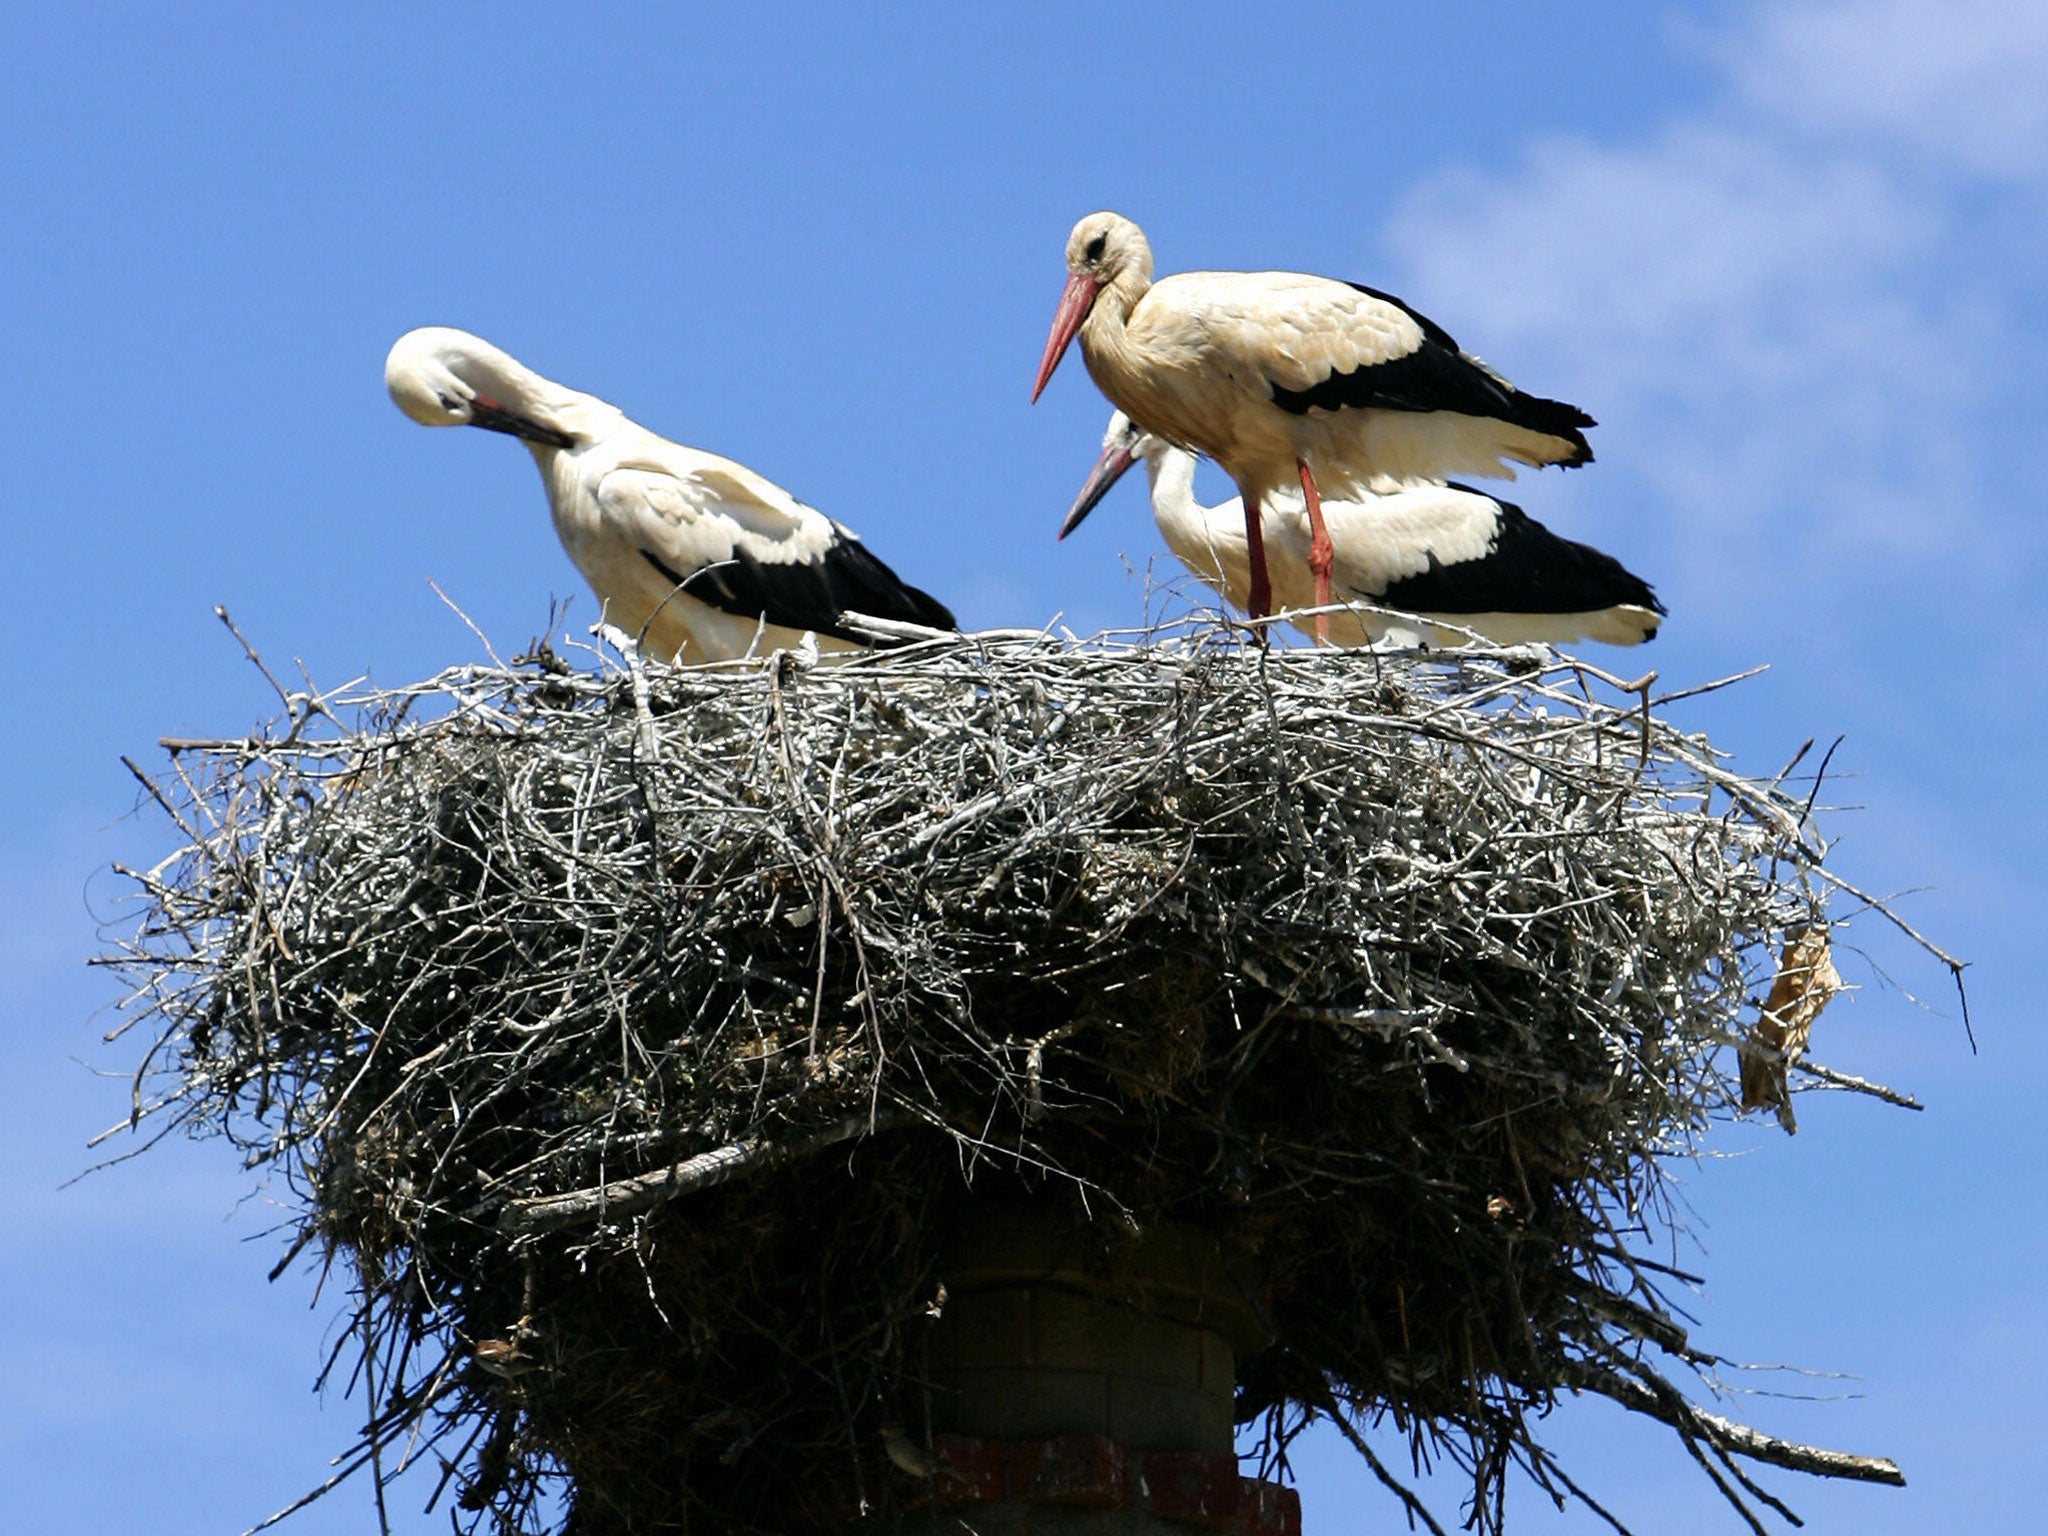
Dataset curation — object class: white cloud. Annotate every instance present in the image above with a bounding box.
[1381,0,2048,616]
[1723,0,2048,179]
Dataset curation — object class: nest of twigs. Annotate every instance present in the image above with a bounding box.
[99,615,1950,1536]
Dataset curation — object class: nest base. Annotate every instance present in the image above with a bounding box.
[927,1204,1262,1452]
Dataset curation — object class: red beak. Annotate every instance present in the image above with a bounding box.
[1058,439,1137,540]
[1032,271,1101,403]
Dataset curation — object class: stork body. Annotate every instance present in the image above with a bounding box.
[385,327,955,664]
[1064,413,1662,649]
[1032,213,1595,640]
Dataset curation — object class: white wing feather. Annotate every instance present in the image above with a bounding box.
[1138,271,1427,390]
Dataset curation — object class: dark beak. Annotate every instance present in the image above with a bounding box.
[470,395,575,449]
[1058,439,1137,540]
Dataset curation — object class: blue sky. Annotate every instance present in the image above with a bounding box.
[3,2,2041,1530]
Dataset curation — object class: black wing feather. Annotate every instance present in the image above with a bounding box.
[1373,491,1664,620]
[642,526,957,646]
[1267,283,1596,467]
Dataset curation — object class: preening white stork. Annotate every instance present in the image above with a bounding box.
[1031,212,1596,642]
[1063,412,1663,649]
[385,327,956,664]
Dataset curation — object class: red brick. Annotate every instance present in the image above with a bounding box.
[1007,1433,1128,1507]
[1238,1478,1302,1536]
[1140,1450,1241,1530]
[931,1434,1008,1505]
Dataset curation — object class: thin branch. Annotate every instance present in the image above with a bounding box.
[1560,1363,1904,1486]
[498,1111,914,1234]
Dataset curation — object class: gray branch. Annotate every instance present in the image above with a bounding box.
[498,1111,909,1235]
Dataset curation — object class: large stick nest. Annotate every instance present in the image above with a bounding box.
[99,619,1939,1536]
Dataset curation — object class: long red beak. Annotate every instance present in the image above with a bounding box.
[1032,271,1100,403]
[1058,439,1137,540]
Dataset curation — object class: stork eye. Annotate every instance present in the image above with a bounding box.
[438,392,460,410]
[1084,233,1107,263]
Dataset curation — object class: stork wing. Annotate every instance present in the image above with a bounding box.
[597,465,956,643]
[1151,271,1431,389]
[1336,485,1662,619]
[608,452,811,537]
[1153,271,1594,462]
[1306,483,1502,594]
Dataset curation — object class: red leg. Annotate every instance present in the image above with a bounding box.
[1242,485,1271,639]
[1296,458,1333,645]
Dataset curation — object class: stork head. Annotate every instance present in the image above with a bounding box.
[1032,210,1153,403]
[384,327,578,449]
[1064,211,1151,287]
[1058,409,1165,539]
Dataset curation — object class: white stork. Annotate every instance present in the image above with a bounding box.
[1031,212,1596,642]
[385,327,956,664]
[1063,412,1663,649]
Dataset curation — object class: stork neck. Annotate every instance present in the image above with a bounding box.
[1142,446,1200,521]
[1078,262,1150,386]
[524,387,628,457]
[459,346,552,416]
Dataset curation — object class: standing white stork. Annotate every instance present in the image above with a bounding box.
[385,327,956,664]
[1063,412,1663,649]
[1031,212,1596,642]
